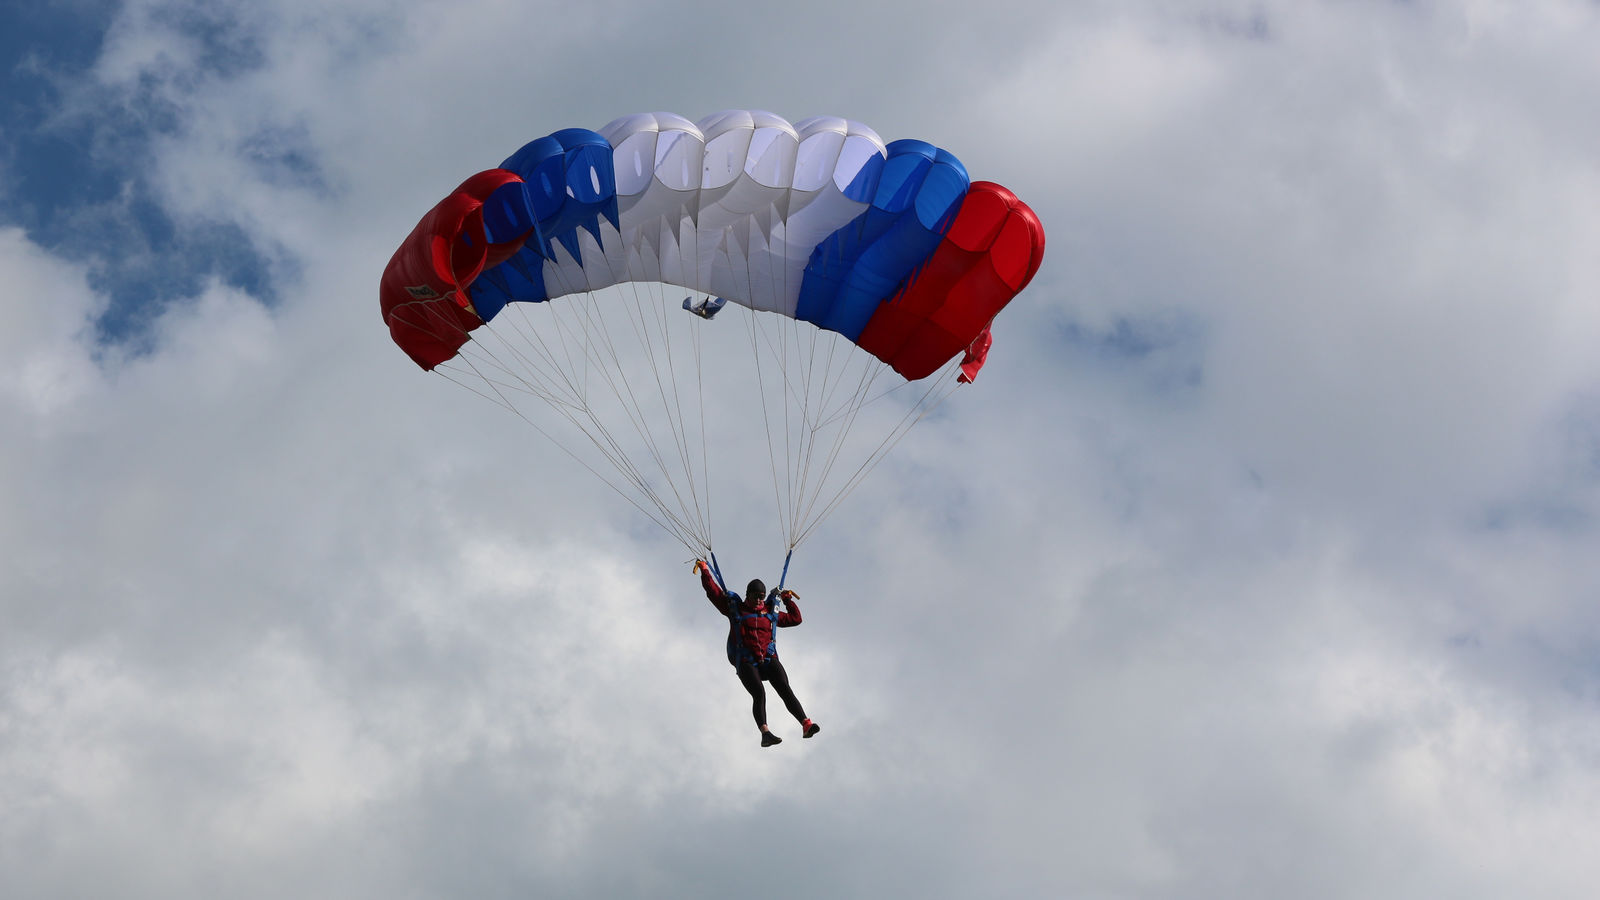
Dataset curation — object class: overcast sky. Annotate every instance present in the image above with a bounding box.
[4,1,1600,897]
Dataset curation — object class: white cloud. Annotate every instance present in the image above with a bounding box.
[5,1,1600,898]
[0,227,105,418]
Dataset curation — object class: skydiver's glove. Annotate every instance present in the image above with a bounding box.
[692,559,707,576]
[778,589,798,601]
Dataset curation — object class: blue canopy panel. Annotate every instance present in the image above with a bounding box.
[471,128,620,321]
[794,140,970,342]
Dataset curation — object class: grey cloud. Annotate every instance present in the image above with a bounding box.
[4,1,1600,898]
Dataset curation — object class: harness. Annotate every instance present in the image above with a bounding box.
[726,596,779,667]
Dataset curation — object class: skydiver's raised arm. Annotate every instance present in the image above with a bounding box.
[694,560,732,611]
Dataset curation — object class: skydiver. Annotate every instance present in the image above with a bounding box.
[694,560,820,747]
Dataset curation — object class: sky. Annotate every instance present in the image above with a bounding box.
[3,0,1600,897]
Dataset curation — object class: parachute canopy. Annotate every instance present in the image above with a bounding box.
[379,111,1044,556]
[380,111,1043,379]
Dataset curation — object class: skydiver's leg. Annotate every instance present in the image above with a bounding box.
[759,658,808,724]
[739,661,783,746]
[736,661,768,728]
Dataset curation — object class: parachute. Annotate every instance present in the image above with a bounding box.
[380,110,1044,559]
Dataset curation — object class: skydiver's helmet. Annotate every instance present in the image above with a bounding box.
[745,579,767,606]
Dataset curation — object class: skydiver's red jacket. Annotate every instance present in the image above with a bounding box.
[699,568,802,667]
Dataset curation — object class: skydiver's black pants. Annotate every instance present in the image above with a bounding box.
[737,657,807,728]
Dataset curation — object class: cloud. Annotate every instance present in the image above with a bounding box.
[5,1,1600,898]
[0,228,106,416]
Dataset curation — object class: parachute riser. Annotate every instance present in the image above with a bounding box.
[708,550,729,594]
[777,548,793,593]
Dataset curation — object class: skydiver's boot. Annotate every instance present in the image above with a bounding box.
[802,719,820,739]
[761,730,782,747]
